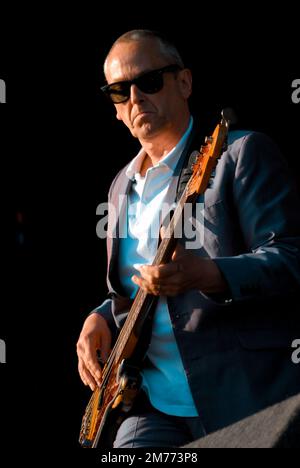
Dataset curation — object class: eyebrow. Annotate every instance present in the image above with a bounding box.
[107,66,166,85]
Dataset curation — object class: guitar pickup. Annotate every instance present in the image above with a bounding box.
[98,386,106,409]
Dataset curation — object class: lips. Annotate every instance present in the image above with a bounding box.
[132,111,153,123]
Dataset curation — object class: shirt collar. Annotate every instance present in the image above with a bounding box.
[126,116,194,181]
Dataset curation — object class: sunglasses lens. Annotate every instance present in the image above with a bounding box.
[106,83,130,103]
[102,65,181,103]
[136,71,164,94]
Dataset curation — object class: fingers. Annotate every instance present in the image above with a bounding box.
[132,274,162,296]
[136,262,182,281]
[132,263,185,296]
[77,335,111,389]
[132,246,194,296]
[85,348,103,383]
[77,340,102,387]
[78,358,98,391]
[76,313,112,390]
[132,273,186,296]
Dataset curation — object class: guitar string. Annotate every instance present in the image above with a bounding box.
[99,189,190,380]
[85,201,185,425]
[83,176,195,433]
[84,186,193,430]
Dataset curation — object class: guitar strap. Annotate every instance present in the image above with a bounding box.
[175,119,205,202]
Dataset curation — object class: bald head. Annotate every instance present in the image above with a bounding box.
[104,29,184,78]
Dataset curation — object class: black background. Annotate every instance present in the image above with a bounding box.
[1,4,300,456]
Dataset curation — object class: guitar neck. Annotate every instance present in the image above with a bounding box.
[113,183,195,365]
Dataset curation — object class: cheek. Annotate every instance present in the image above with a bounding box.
[116,108,131,126]
[116,109,137,136]
[153,94,176,116]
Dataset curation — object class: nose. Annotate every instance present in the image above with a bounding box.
[130,84,145,104]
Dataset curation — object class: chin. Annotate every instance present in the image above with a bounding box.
[137,122,159,139]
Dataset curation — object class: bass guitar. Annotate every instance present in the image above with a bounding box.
[79,111,229,448]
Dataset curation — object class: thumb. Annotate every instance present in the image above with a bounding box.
[160,225,167,240]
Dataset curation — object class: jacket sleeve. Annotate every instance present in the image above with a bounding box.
[89,298,116,334]
[214,132,300,301]
[88,167,127,335]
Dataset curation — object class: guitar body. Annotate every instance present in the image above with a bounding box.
[80,359,142,448]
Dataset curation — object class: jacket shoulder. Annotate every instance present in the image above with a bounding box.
[226,130,287,168]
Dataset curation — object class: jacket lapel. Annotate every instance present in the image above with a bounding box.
[107,167,132,296]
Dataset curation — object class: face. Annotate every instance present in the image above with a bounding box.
[104,38,192,141]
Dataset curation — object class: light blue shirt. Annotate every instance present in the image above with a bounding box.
[118,118,199,416]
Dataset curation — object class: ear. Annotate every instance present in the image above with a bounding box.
[178,69,192,99]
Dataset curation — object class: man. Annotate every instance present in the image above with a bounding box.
[76,29,300,448]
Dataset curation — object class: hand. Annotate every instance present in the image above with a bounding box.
[76,313,112,391]
[132,242,227,297]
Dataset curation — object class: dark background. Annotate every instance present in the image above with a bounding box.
[1,5,299,454]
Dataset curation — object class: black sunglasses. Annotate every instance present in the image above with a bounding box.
[101,64,182,104]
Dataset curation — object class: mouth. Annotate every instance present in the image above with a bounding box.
[133,111,153,123]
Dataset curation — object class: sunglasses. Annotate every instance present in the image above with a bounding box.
[101,64,182,104]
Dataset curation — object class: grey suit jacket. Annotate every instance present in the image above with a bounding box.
[94,129,300,434]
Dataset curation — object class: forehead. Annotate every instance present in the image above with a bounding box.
[105,38,169,83]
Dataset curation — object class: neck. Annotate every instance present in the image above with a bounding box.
[140,115,191,168]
